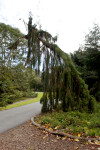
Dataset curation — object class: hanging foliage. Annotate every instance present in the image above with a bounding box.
[10,16,96,113]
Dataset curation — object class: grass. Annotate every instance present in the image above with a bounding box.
[36,102,100,137]
[0,92,43,111]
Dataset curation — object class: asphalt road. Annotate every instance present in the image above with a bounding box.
[0,101,42,134]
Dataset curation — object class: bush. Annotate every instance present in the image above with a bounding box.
[7,99,13,104]
[0,93,9,107]
[13,90,24,99]
[0,65,42,107]
[23,91,38,98]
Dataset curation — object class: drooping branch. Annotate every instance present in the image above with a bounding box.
[9,16,96,113]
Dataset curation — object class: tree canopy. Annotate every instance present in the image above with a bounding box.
[71,24,100,102]
[18,17,95,113]
[0,23,27,67]
[0,23,42,106]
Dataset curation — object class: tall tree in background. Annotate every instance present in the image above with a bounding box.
[71,24,100,101]
[85,24,100,77]
[0,23,41,106]
[0,23,27,67]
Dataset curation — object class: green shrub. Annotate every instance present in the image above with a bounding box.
[7,99,13,104]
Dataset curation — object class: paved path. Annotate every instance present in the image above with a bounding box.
[0,101,42,134]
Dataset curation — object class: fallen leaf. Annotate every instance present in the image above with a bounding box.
[78,133,81,137]
[75,147,79,149]
[49,128,53,131]
[75,139,79,142]
[43,136,47,139]
[95,141,100,145]
[86,142,88,145]
[42,130,46,133]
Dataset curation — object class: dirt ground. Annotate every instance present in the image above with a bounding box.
[0,120,100,150]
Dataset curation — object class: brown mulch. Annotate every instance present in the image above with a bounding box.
[0,121,100,150]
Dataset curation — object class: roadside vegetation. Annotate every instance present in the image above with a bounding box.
[0,92,43,111]
[0,64,43,107]
[35,101,100,137]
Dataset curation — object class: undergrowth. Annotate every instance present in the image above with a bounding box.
[38,102,100,137]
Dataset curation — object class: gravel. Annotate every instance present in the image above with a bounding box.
[0,120,100,150]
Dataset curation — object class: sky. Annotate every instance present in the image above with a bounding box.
[0,0,100,54]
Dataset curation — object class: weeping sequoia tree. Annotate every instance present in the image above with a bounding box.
[10,17,95,112]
